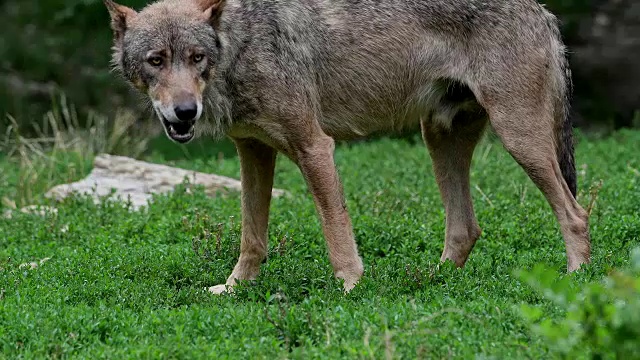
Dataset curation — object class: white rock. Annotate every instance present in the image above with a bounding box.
[44,153,287,210]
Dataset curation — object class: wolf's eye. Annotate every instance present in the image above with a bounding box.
[148,56,163,67]
[192,54,205,63]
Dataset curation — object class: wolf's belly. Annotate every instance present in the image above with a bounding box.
[317,79,479,141]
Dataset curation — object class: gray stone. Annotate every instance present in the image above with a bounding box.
[44,154,287,210]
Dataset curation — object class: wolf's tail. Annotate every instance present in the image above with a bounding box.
[556,47,577,198]
[544,6,578,198]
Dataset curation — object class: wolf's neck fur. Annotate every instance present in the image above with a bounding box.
[198,0,245,140]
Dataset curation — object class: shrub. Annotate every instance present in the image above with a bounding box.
[519,248,640,359]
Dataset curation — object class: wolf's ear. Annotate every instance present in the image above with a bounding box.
[198,0,225,26]
[103,0,138,43]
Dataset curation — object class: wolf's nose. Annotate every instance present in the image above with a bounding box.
[174,103,198,121]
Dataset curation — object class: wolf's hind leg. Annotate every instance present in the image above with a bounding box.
[208,138,276,295]
[422,111,488,267]
[485,97,590,271]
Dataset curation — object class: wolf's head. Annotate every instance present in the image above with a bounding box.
[104,0,225,143]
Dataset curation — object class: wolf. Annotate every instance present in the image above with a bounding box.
[104,0,591,294]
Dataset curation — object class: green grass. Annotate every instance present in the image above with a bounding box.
[1,129,639,359]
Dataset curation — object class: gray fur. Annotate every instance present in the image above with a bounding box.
[111,0,569,141]
[106,0,589,289]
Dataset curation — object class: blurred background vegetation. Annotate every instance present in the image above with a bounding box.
[0,0,638,153]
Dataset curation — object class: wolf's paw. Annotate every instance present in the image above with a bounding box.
[342,277,360,293]
[207,284,233,295]
[336,259,364,293]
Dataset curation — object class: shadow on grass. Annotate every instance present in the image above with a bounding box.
[148,135,238,161]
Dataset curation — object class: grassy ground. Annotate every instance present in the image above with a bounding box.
[0,129,639,359]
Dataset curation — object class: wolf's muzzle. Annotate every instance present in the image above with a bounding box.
[153,100,200,144]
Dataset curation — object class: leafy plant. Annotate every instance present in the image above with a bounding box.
[519,248,640,359]
[1,129,639,358]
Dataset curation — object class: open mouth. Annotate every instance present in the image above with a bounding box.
[161,117,195,144]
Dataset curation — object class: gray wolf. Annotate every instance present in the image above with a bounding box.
[104,0,591,294]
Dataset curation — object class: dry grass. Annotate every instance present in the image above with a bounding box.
[1,94,154,207]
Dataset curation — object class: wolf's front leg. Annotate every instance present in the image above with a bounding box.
[294,133,364,292]
[208,138,277,295]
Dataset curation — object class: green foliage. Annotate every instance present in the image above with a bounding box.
[0,0,149,132]
[519,248,640,359]
[0,129,639,358]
